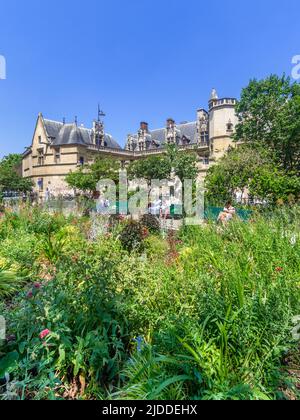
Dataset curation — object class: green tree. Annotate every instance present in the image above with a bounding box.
[0,154,33,194]
[205,146,300,205]
[66,156,121,193]
[234,74,300,174]
[128,145,199,184]
[128,155,172,185]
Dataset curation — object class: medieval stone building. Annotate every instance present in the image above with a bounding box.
[22,89,237,197]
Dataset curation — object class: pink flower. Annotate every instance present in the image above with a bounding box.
[27,291,33,299]
[39,329,51,340]
[34,283,42,289]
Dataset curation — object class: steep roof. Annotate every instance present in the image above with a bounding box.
[129,121,198,150]
[43,118,121,149]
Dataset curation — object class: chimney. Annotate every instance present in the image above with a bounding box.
[140,122,149,132]
[166,118,175,127]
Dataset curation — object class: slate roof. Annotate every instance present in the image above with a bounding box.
[42,118,121,149]
[129,121,198,150]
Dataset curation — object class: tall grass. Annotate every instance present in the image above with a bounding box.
[0,270,25,299]
[116,208,300,400]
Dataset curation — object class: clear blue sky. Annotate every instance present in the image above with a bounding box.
[0,0,299,158]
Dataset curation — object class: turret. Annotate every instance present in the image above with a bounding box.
[208,89,238,160]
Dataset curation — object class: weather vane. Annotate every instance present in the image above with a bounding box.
[98,104,106,122]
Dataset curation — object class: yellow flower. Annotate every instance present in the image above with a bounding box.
[179,247,194,259]
[0,256,8,269]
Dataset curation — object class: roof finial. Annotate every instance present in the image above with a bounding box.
[75,116,78,126]
[63,117,66,125]
[210,88,219,101]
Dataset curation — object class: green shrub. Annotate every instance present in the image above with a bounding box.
[119,221,149,252]
[0,269,25,299]
[140,214,160,234]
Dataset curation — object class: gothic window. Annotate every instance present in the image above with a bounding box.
[38,135,42,144]
[38,149,44,166]
[79,156,85,166]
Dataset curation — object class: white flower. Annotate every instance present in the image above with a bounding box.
[290,235,297,246]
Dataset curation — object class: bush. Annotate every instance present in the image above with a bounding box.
[140,214,160,234]
[119,221,149,252]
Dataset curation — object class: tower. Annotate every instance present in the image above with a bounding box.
[197,109,209,146]
[137,122,150,151]
[208,89,238,160]
[93,105,106,148]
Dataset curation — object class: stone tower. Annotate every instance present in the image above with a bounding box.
[208,89,238,160]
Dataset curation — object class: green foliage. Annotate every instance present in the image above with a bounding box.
[0,270,25,299]
[234,74,300,174]
[66,156,121,193]
[0,154,33,194]
[128,156,172,184]
[0,206,299,400]
[140,214,160,234]
[119,221,149,252]
[128,145,199,185]
[205,146,300,205]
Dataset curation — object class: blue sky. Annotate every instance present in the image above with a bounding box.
[0,0,299,158]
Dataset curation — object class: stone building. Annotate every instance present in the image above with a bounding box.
[22,90,238,197]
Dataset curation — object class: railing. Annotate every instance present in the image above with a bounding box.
[87,143,210,157]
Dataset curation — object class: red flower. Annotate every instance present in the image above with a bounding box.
[27,291,33,299]
[141,227,149,239]
[275,267,283,273]
[39,329,51,340]
[34,283,42,289]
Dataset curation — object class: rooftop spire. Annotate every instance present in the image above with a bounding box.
[210,88,219,101]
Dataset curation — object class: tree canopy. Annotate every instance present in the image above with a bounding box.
[205,146,300,205]
[0,154,33,194]
[128,145,199,184]
[66,156,121,193]
[234,74,300,174]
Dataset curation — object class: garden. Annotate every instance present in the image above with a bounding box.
[0,74,300,401]
[0,205,299,400]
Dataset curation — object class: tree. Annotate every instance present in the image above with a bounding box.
[128,145,199,184]
[66,156,121,193]
[0,154,33,194]
[205,146,300,205]
[128,155,172,185]
[234,74,300,174]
